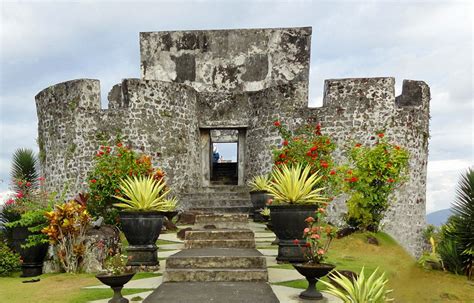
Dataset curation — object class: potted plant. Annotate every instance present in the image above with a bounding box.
[266,163,327,262]
[113,175,171,267]
[3,179,51,277]
[248,174,272,222]
[96,252,135,303]
[292,209,336,300]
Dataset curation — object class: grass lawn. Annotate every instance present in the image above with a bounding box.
[274,232,474,302]
[0,272,159,303]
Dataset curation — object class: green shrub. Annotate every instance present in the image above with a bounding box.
[447,168,474,279]
[87,140,166,224]
[339,133,409,231]
[0,242,21,276]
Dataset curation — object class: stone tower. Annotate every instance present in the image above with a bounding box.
[35,27,430,256]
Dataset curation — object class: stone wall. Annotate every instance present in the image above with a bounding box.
[140,27,311,93]
[36,27,430,256]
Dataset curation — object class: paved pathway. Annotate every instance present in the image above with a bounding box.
[86,220,341,303]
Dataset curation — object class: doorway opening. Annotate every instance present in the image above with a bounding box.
[211,142,238,185]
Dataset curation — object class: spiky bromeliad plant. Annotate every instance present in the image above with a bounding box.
[247,174,272,192]
[266,163,327,205]
[447,168,474,279]
[320,267,393,303]
[113,175,172,211]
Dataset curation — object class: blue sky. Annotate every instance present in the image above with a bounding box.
[0,0,472,213]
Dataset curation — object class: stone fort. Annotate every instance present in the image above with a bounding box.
[35,27,430,256]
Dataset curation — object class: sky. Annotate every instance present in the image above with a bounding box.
[0,0,472,214]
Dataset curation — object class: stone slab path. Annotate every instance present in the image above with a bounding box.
[86,218,341,303]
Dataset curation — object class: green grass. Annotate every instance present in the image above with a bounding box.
[0,271,160,303]
[71,288,153,303]
[272,232,474,302]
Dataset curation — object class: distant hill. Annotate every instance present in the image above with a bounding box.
[427,208,452,226]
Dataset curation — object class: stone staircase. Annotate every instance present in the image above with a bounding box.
[180,186,252,214]
[163,213,267,282]
[144,213,279,302]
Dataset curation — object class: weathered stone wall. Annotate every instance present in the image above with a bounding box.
[36,27,429,257]
[140,27,311,93]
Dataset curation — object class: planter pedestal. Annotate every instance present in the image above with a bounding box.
[292,263,335,300]
[126,245,158,266]
[96,273,135,303]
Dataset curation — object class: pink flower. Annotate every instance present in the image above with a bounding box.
[16,191,24,199]
[317,249,325,255]
[304,216,315,223]
[304,228,310,234]
[26,182,31,187]
[311,234,320,239]
[317,208,325,214]
[266,199,273,205]
[5,199,14,206]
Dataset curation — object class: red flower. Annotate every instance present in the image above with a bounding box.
[317,208,325,213]
[350,177,358,183]
[305,242,311,247]
[90,179,97,184]
[26,182,31,187]
[16,191,24,199]
[306,151,312,157]
[347,170,353,175]
[279,153,286,159]
[355,143,362,147]
[378,133,384,138]
[329,170,336,175]
[17,181,23,186]
[293,239,300,245]
[310,146,318,152]
[117,142,123,147]
[320,161,328,168]
[274,121,281,127]
[387,178,395,183]
[5,199,14,206]
[282,140,289,146]
[395,146,401,150]
[305,216,315,223]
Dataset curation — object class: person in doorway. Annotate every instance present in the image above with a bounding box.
[212,146,220,163]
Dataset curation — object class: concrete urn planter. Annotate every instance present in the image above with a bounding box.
[119,212,163,266]
[268,204,317,263]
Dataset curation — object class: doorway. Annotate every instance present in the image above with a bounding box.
[200,128,246,186]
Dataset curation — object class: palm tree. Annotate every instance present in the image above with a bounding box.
[449,168,474,279]
[10,148,39,191]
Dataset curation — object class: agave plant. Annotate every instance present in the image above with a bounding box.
[320,267,393,302]
[113,176,171,211]
[10,148,39,191]
[266,163,326,204]
[447,168,474,279]
[247,174,271,192]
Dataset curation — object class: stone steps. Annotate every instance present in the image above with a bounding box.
[163,268,268,282]
[193,213,250,229]
[185,229,254,240]
[185,239,256,249]
[165,248,266,269]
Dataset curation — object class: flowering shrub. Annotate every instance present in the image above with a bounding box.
[272,121,338,198]
[294,208,335,264]
[42,200,92,273]
[102,253,130,276]
[88,141,166,224]
[339,133,409,231]
[3,177,51,248]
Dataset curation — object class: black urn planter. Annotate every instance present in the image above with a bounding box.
[119,212,163,266]
[292,263,335,300]
[10,226,49,277]
[250,191,271,222]
[96,272,135,303]
[269,204,317,262]
[158,210,179,231]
